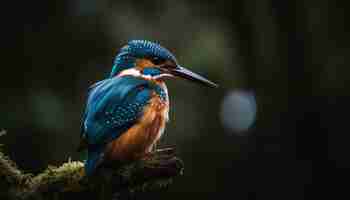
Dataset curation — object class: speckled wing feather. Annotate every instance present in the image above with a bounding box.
[80,76,158,175]
[82,76,154,146]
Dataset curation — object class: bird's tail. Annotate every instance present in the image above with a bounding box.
[84,145,104,176]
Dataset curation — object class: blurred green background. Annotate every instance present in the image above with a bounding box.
[1,0,349,199]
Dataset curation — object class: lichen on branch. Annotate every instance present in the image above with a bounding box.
[0,141,183,200]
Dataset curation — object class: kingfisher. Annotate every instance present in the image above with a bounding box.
[79,40,217,176]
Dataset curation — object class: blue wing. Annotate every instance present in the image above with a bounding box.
[83,76,154,145]
[80,76,155,175]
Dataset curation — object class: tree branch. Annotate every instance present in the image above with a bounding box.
[0,142,184,200]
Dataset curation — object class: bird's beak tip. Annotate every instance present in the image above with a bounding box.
[171,65,219,88]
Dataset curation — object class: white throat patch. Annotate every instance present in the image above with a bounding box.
[117,68,173,80]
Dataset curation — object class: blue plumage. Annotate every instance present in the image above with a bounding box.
[83,77,147,144]
[110,40,177,77]
[142,68,162,77]
[81,76,166,175]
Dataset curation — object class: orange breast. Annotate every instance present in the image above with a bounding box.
[105,95,169,161]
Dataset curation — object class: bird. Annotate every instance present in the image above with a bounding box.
[78,40,218,176]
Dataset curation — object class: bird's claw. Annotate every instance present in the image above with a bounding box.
[140,146,177,167]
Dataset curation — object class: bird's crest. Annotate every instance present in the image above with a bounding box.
[110,40,177,77]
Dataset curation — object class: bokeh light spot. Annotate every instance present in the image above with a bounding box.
[220,90,257,135]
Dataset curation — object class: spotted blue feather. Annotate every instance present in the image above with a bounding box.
[81,75,166,175]
[110,40,177,77]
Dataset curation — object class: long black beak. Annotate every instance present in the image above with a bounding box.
[170,65,218,88]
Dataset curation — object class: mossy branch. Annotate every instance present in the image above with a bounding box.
[0,138,184,200]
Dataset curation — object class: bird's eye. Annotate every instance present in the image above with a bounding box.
[151,56,164,65]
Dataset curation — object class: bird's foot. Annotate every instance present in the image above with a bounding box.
[135,147,184,179]
[155,146,176,155]
[142,146,176,162]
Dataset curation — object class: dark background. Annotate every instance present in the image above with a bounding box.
[1,0,349,199]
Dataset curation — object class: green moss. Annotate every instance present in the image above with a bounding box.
[0,144,183,200]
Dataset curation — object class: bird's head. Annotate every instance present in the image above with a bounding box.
[110,40,218,88]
